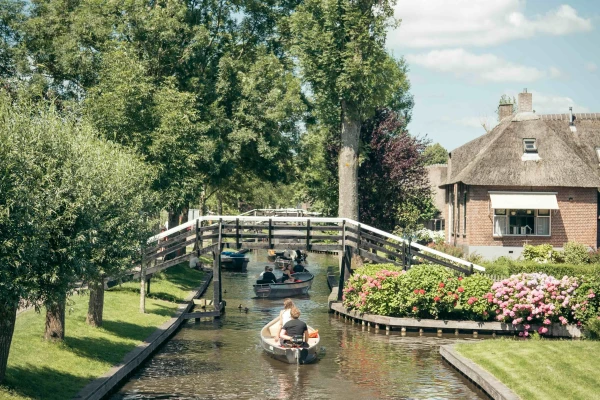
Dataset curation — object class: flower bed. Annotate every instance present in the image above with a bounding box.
[342,264,600,336]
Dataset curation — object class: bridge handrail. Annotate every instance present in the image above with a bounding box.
[147,215,484,272]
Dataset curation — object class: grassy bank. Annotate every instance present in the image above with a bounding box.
[0,264,204,400]
[456,340,600,400]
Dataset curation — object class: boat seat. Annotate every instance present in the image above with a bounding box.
[269,324,280,337]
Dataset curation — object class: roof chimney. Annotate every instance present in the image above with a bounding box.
[518,88,532,113]
[498,103,513,122]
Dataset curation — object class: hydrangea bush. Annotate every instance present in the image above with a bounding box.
[342,265,600,336]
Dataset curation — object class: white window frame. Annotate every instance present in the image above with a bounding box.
[493,209,551,237]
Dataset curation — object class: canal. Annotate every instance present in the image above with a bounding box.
[112,251,488,399]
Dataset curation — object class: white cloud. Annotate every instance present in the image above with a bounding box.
[527,91,590,114]
[389,1,592,48]
[585,62,598,72]
[406,49,554,82]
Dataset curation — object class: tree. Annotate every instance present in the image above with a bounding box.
[24,0,305,227]
[423,143,448,166]
[290,0,408,220]
[358,109,434,232]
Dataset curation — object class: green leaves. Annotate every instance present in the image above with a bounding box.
[0,92,156,306]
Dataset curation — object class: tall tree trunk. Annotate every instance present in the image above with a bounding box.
[140,261,147,313]
[86,280,104,327]
[0,302,17,384]
[44,294,66,341]
[339,101,360,220]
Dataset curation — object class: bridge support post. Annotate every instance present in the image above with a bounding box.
[337,245,352,301]
[213,219,223,317]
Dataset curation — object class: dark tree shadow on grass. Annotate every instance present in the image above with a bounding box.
[2,364,91,400]
[64,335,143,365]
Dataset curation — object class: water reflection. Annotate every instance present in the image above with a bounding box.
[112,251,487,400]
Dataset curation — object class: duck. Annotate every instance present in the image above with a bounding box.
[243,307,249,313]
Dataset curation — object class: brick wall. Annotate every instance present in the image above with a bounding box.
[446,185,597,249]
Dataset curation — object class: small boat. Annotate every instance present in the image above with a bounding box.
[267,249,283,262]
[326,266,339,291]
[253,272,314,298]
[274,257,293,269]
[221,251,249,272]
[260,317,320,364]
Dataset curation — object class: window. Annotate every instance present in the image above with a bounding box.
[523,138,537,153]
[493,209,550,237]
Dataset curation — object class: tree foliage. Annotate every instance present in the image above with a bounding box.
[423,143,448,166]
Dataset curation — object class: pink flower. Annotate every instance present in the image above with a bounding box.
[458,287,464,293]
[439,282,445,288]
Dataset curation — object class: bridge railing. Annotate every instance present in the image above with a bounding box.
[145,215,484,275]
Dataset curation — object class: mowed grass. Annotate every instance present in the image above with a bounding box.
[0,264,204,400]
[456,340,600,400]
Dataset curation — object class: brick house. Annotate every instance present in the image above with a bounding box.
[440,90,600,259]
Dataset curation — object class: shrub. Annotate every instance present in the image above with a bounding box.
[522,244,554,263]
[402,265,460,319]
[589,249,600,264]
[343,264,463,319]
[428,242,464,259]
[571,274,600,323]
[564,241,590,265]
[490,273,580,336]
[584,317,600,340]
[482,260,600,278]
[460,274,495,321]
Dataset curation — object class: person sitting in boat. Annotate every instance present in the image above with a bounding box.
[279,307,308,347]
[293,263,307,273]
[274,298,294,341]
[257,266,277,284]
[281,264,295,283]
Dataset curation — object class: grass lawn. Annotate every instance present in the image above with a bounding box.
[0,264,204,400]
[456,339,600,400]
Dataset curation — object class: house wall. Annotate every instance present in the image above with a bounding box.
[446,185,598,258]
[426,164,448,222]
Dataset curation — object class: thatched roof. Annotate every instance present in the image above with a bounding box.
[445,113,600,188]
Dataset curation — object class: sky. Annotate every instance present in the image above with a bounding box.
[386,0,600,151]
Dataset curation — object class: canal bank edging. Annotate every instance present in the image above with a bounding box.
[73,270,214,400]
[440,345,520,400]
[328,301,582,338]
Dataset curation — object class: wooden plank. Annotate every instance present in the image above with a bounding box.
[414,251,470,274]
[359,230,404,251]
[357,248,402,266]
[359,240,402,260]
[146,237,196,261]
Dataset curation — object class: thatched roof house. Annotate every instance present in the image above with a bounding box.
[440,90,600,259]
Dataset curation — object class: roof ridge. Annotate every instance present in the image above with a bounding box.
[540,113,600,121]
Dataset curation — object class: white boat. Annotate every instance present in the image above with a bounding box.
[253,272,314,298]
[259,316,320,364]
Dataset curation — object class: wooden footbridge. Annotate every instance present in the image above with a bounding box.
[140,209,485,317]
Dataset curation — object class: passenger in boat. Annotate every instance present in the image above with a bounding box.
[293,263,307,273]
[281,264,295,283]
[279,307,308,346]
[257,266,277,284]
[274,298,294,341]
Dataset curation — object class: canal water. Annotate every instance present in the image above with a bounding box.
[112,251,488,400]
